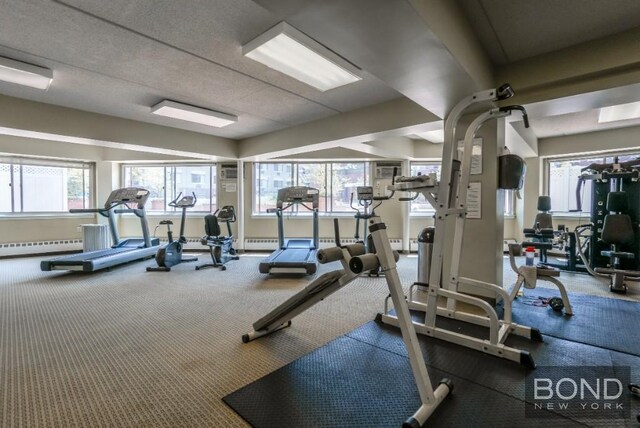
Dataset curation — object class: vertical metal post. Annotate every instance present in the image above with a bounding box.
[236,159,245,251]
[402,159,411,253]
[369,219,436,406]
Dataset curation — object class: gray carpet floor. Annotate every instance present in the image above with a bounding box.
[0,253,637,427]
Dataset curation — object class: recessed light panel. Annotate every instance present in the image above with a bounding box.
[0,56,53,90]
[598,101,640,123]
[243,22,362,92]
[151,100,237,128]
[417,129,445,143]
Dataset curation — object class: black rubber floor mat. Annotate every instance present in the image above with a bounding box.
[223,335,583,428]
[509,288,640,356]
[348,321,640,427]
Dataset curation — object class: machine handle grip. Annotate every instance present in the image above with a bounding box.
[349,254,380,274]
[114,209,136,214]
[266,208,279,213]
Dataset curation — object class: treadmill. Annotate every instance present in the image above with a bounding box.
[259,186,319,275]
[41,187,160,272]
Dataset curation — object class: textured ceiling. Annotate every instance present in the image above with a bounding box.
[458,0,640,65]
[1,0,640,147]
[0,0,401,139]
[530,108,640,139]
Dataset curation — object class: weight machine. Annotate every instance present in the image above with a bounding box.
[350,186,386,275]
[574,157,640,292]
[244,216,452,427]
[375,84,543,367]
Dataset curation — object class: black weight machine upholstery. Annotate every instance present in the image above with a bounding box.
[195,205,239,271]
[594,192,640,292]
[522,196,557,264]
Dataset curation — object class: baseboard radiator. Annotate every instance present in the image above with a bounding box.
[243,238,403,251]
[0,240,84,257]
[0,237,209,257]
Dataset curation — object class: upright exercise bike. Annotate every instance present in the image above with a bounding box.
[146,193,198,272]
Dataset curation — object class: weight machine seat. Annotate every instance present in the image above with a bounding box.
[607,191,629,212]
[533,213,553,230]
[521,241,553,250]
[595,267,640,277]
[506,243,572,314]
[601,215,634,246]
[536,267,561,277]
[601,250,635,259]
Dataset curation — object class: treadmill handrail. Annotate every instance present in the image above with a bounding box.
[70,208,111,218]
[114,208,145,218]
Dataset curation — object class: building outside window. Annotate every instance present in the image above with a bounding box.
[0,157,93,214]
[122,164,216,212]
[253,162,369,214]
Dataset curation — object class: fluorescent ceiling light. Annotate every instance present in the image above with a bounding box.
[0,56,53,90]
[150,100,237,128]
[598,101,640,123]
[417,129,445,143]
[243,22,362,92]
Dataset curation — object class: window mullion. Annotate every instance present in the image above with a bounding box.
[19,165,24,212]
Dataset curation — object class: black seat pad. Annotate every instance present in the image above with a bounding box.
[601,214,634,246]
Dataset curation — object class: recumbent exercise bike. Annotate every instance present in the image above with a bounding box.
[195,205,239,271]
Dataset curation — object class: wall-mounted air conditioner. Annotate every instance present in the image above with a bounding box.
[220,164,238,180]
[374,161,402,179]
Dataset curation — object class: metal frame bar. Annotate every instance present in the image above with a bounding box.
[380,85,540,368]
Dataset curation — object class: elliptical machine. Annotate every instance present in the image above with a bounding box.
[146,193,198,272]
[350,186,384,276]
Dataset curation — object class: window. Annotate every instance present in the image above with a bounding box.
[0,157,93,214]
[546,156,607,214]
[504,190,515,217]
[253,162,369,214]
[409,162,441,214]
[409,161,515,216]
[331,163,368,212]
[255,163,293,213]
[123,164,216,212]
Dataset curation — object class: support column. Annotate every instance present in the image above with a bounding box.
[95,161,119,225]
[236,159,245,252]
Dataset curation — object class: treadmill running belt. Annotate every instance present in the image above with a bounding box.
[272,248,313,264]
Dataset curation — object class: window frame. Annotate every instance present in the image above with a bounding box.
[408,161,440,217]
[0,156,95,216]
[543,150,640,217]
[121,163,217,214]
[252,161,370,216]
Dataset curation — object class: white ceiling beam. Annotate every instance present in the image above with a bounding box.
[0,94,238,160]
[238,97,439,160]
[343,137,415,159]
[498,27,640,106]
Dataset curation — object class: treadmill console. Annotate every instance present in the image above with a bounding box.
[105,187,150,209]
[277,186,319,209]
[356,186,373,202]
